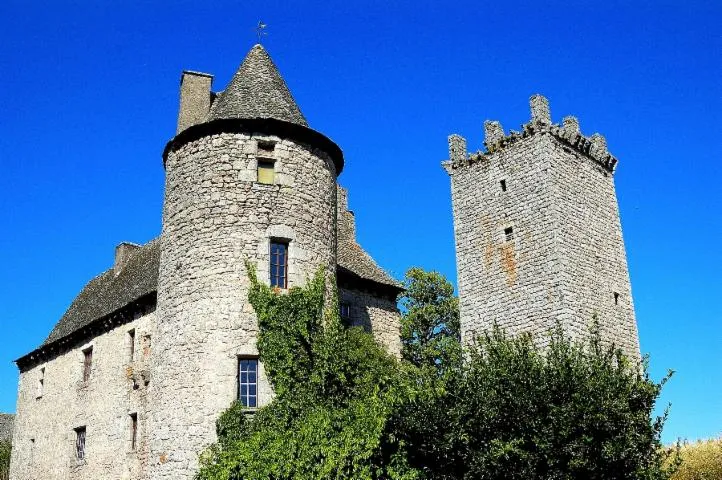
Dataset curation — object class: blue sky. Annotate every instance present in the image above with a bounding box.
[0,1,720,444]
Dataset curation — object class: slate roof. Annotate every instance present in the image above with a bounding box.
[32,230,399,359]
[208,44,308,126]
[0,413,14,442]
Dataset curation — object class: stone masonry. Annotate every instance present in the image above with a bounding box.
[444,95,640,359]
[10,44,402,480]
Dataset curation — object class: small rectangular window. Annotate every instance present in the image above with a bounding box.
[257,159,275,185]
[238,358,258,408]
[500,179,507,192]
[504,227,514,242]
[143,335,152,359]
[270,241,288,288]
[340,303,351,323]
[37,367,45,398]
[614,292,620,305]
[128,329,136,362]
[130,413,138,451]
[257,140,276,155]
[75,426,86,460]
[82,347,93,382]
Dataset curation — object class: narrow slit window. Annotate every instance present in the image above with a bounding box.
[238,358,258,408]
[37,367,45,398]
[130,413,138,451]
[75,426,86,460]
[128,329,136,362]
[504,227,514,242]
[82,347,93,382]
[614,292,620,305]
[270,241,288,288]
[257,159,275,185]
[500,179,507,192]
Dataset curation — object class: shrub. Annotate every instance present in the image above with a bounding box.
[669,437,722,480]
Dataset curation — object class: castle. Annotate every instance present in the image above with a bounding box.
[8,44,639,479]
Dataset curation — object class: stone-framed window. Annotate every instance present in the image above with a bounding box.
[257,158,275,184]
[128,329,136,362]
[129,413,138,451]
[269,241,288,289]
[504,227,514,242]
[82,347,93,382]
[37,366,45,399]
[500,179,507,192]
[238,358,258,408]
[74,426,87,461]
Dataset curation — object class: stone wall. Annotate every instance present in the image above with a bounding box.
[152,131,337,479]
[339,287,401,356]
[10,308,155,480]
[445,95,639,359]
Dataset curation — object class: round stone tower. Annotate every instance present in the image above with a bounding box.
[149,45,343,479]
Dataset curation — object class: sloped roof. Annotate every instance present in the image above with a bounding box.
[42,238,161,346]
[31,229,399,358]
[208,44,308,126]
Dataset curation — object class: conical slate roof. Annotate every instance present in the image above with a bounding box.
[208,44,308,126]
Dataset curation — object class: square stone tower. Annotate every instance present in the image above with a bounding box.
[444,95,640,359]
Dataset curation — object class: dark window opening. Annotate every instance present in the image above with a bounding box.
[128,329,136,361]
[38,367,45,398]
[130,413,138,451]
[270,241,288,288]
[238,358,258,408]
[504,227,514,242]
[340,303,351,324]
[257,140,276,155]
[500,179,507,192]
[75,426,86,461]
[614,292,620,305]
[82,347,93,382]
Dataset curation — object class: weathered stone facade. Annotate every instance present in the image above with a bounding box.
[0,414,13,443]
[10,306,155,480]
[10,44,402,480]
[444,95,640,359]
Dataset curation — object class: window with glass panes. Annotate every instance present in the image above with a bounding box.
[269,241,288,288]
[238,358,258,408]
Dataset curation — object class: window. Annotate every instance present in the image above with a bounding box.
[238,358,258,408]
[37,367,45,398]
[614,292,620,305]
[340,303,351,323]
[128,329,136,362]
[142,335,152,359]
[270,241,288,288]
[257,159,275,184]
[30,438,35,464]
[82,347,93,382]
[500,179,507,192]
[75,426,86,461]
[504,227,514,242]
[129,413,138,451]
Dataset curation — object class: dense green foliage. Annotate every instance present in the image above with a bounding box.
[399,268,460,376]
[198,267,675,480]
[0,440,10,480]
[668,437,722,480]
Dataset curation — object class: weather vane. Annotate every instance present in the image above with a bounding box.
[256,21,267,43]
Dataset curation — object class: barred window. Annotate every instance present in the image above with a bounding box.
[82,347,93,382]
[75,426,86,460]
[270,241,288,288]
[238,358,258,408]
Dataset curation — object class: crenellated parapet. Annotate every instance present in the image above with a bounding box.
[444,94,619,174]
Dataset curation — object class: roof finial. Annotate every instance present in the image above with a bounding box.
[255,21,267,44]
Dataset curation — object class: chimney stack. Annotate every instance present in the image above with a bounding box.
[176,71,214,134]
[114,242,140,275]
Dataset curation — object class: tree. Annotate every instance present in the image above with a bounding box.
[199,267,676,480]
[398,268,460,376]
[0,440,10,480]
[668,437,722,480]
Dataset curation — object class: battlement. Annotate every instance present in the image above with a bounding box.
[444,95,618,174]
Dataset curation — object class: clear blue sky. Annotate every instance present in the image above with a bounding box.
[0,1,719,444]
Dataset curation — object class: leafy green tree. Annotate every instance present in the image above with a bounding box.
[197,267,420,480]
[398,268,460,376]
